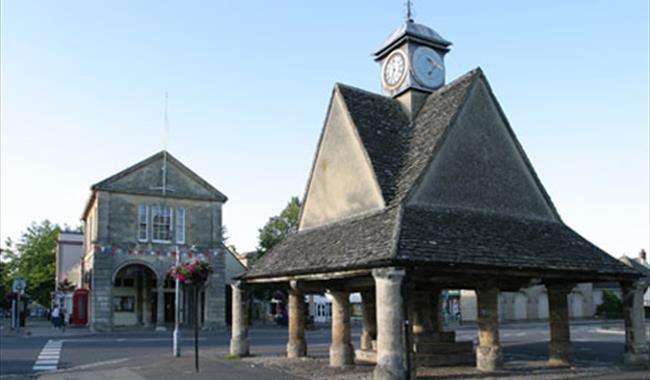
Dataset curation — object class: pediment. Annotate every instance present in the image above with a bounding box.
[92,151,226,202]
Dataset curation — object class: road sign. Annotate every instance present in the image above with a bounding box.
[12,277,26,294]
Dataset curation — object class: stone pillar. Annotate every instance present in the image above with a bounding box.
[410,290,434,340]
[429,290,443,333]
[90,253,113,332]
[373,267,406,380]
[360,291,377,351]
[155,281,166,331]
[229,281,249,357]
[287,281,307,358]
[204,252,226,330]
[476,286,501,371]
[621,281,649,367]
[546,283,572,367]
[329,290,354,367]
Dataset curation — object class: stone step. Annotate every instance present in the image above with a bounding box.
[354,349,376,363]
[413,341,474,355]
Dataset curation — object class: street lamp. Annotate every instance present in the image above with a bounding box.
[172,245,181,357]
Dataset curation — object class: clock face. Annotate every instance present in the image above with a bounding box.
[382,51,407,88]
[412,46,445,88]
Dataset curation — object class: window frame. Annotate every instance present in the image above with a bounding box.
[137,205,149,242]
[151,205,173,243]
[175,207,185,244]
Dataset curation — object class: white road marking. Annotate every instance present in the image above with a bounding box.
[33,340,63,372]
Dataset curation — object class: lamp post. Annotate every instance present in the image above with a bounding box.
[172,246,181,356]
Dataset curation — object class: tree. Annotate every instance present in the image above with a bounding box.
[256,196,301,258]
[250,197,301,309]
[595,290,623,318]
[2,221,60,306]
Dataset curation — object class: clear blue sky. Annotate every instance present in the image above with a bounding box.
[1,1,648,257]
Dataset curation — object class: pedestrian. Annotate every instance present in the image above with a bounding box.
[51,304,61,329]
[60,306,66,332]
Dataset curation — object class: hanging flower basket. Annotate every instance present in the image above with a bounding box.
[167,258,212,372]
[167,258,212,287]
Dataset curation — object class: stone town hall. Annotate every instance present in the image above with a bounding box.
[230,12,648,380]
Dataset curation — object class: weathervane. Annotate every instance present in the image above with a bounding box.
[405,0,414,22]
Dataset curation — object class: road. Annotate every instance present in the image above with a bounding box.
[0,319,646,378]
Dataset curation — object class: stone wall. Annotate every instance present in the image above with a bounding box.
[86,189,226,330]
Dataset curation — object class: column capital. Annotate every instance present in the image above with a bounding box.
[289,280,304,292]
[232,279,246,289]
[372,267,405,281]
[620,280,647,293]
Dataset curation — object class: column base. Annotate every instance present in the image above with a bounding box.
[476,345,502,372]
[287,340,307,358]
[373,360,406,380]
[548,342,571,367]
[330,343,354,367]
[230,337,250,357]
[624,352,650,367]
[360,333,375,351]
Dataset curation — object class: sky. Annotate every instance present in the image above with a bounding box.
[1,1,648,258]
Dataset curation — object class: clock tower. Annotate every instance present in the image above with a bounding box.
[374,15,451,117]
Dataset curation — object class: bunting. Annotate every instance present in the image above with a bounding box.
[93,244,223,261]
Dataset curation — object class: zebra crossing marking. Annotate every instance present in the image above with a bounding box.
[33,340,63,372]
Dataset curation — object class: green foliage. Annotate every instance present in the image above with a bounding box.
[256,196,301,258]
[596,289,623,318]
[250,197,301,304]
[1,221,60,306]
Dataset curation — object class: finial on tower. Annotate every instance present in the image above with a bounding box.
[405,0,414,22]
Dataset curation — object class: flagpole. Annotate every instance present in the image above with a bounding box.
[173,245,181,356]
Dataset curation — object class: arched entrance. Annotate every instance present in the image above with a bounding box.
[112,263,159,327]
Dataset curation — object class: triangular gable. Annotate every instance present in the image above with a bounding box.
[92,151,227,202]
[390,69,479,205]
[407,74,559,221]
[337,84,410,202]
[299,87,386,230]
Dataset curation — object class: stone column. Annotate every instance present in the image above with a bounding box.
[621,281,649,367]
[204,253,226,330]
[229,281,249,357]
[410,290,434,341]
[373,267,406,380]
[429,290,443,333]
[476,286,501,371]
[155,279,166,331]
[546,283,572,367]
[90,254,113,332]
[329,290,354,367]
[287,281,307,358]
[360,291,377,351]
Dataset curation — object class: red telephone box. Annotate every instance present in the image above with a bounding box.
[71,288,89,326]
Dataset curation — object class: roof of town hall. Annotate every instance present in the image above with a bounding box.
[82,150,227,219]
[243,69,639,282]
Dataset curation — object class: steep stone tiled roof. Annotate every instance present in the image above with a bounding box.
[243,69,638,282]
[245,207,401,279]
[398,206,637,276]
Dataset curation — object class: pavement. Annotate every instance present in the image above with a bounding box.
[1,318,648,380]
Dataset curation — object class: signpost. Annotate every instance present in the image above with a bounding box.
[12,277,26,330]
